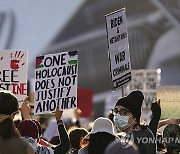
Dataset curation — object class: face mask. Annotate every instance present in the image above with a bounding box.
[113,114,132,131]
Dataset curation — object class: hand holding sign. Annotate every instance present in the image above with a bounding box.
[20,97,31,120]
[55,107,63,121]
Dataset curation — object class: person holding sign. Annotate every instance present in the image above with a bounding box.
[113,90,159,154]
[19,101,70,154]
[0,90,34,154]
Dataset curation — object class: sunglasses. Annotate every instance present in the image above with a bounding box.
[112,108,130,116]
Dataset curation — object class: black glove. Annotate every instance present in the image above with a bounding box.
[151,99,161,117]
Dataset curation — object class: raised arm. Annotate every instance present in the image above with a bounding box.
[54,108,70,154]
[149,99,161,136]
[158,118,180,129]
[20,97,32,120]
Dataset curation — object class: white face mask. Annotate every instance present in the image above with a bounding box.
[113,114,132,131]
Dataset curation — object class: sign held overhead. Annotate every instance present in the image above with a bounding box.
[34,51,78,115]
[126,69,161,110]
[0,50,27,103]
[105,8,131,90]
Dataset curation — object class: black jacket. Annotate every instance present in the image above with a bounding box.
[53,123,70,154]
[133,127,156,154]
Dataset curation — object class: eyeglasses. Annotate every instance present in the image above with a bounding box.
[112,108,130,116]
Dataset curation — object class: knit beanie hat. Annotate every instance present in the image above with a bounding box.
[115,90,144,121]
[18,120,39,139]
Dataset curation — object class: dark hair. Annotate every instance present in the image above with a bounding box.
[0,91,20,139]
[68,126,88,150]
[88,132,115,154]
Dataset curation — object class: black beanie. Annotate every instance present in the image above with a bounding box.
[115,90,144,121]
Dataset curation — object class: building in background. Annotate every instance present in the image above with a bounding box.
[0,0,179,117]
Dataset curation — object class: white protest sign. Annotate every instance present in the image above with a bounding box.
[126,69,161,109]
[34,51,78,114]
[157,86,180,119]
[0,50,27,102]
[105,8,131,90]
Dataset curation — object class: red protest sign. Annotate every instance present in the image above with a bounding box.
[77,88,93,118]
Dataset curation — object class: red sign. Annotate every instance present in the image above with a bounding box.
[77,88,93,117]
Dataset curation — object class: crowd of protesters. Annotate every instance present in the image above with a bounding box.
[0,90,179,154]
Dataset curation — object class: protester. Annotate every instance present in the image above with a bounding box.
[113,90,159,154]
[19,104,70,154]
[32,119,51,147]
[20,100,56,147]
[78,117,118,154]
[148,99,161,137]
[0,90,34,154]
[162,124,180,154]
[68,126,89,154]
[105,140,140,154]
[157,118,180,154]
[18,119,55,153]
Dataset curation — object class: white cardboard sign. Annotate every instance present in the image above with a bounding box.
[0,50,27,102]
[126,69,161,109]
[105,8,132,90]
[34,51,78,114]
